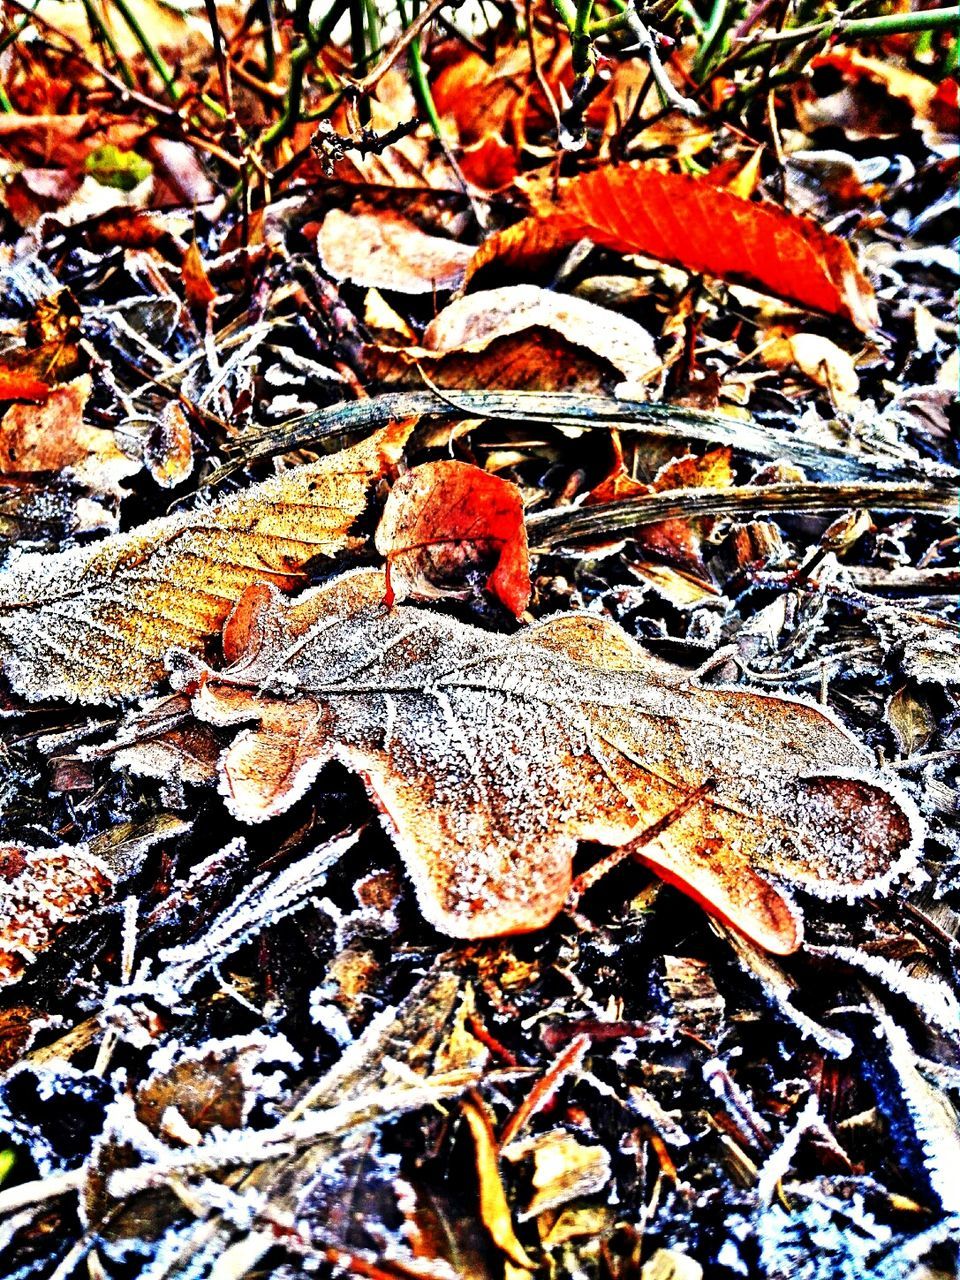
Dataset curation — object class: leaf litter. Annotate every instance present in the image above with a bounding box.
[0,2,958,1277]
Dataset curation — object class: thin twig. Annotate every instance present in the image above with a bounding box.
[352,0,454,92]
[618,13,701,117]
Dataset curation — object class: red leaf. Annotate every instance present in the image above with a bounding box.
[468,164,879,332]
[182,240,217,308]
[376,460,531,617]
[0,372,51,402]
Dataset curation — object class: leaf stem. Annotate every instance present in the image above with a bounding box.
[109,0,182,102]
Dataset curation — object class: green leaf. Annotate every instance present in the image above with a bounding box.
[83,145,153,192]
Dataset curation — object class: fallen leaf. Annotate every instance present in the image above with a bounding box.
[0,423,412,703]
[143,401,193,489]
[135,1033,296,1140]
[376,459,531,616]
[588,438,734,570]
[807,50,958,146]
[83,143,152,192]
[724,146,764,200]
[422,285,660,387]
[462,1094,535,1269]
[84,692,222,795]
[363,288,416,344]
[760,327,860,409]
[503,1129,611,1222]
[0,372,51,402]
[467,165,879,332]
[0,374,141,498]
[318,207,472,294]
[0,843,114,986]
[0,289,84,386]
[459,134,519,192]
[178,569,922,954]
[368,284,661,391]
[181,240,217,308]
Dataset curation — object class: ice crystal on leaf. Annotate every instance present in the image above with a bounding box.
[0,424,411,703]
[177,568,923,954]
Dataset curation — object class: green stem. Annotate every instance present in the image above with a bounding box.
[587,9,631,36]
[109,0,181,101]
[396,0,443,136]
[749,3,959,47]
[693,0,729,78]
[80,0,134,88]
[550,0,579,32]
[572,0,596,72]
[260,37,313,151]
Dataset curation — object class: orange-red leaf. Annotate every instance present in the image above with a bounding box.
[0,371,51,402]
[182,240,217,308]
[376,460,531,617]
[468,165,879,332]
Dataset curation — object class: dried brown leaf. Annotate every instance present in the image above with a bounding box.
[462,1094,535,1269]
[181,240,217,309]
[368,285,661,391]
[179,570,922,954]
[0,374,141,498]
[0,423,412,703]
[318,208,472,294]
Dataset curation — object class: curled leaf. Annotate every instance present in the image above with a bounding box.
[376,460,531,616]
[366,284,661,392]
[462,1094,535,1269]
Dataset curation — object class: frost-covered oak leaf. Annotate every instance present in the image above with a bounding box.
[176,569,923,954]
[0,424,411,703]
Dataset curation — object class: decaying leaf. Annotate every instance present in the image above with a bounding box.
[0,374,141,499]
[503,1129,611,1222]
[868,605,960,686]
[376,459,531,616]
[175,569,922,954]
[0,842,114,985]
[804,49,958,146]
[318,207,473,294]
[468,165,879,332]
[759,327,860,409]
[0,423,411,703]
[0,372,51,402]
[367,284,661,392]
[418,285,661,389]
[143,400,193,490]
[462,1093,535,1269]
[181,240,217,308]
[588,441,734,570]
